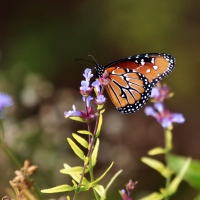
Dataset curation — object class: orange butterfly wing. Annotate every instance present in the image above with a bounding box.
[95,53,175,113]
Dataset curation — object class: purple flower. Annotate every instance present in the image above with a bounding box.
[80,80,93,96]
[150,83,172,102]
[80,80,90,92]
[64,105,81,118]
[0,92,13,118]
[96,94,106,104]
[144,102,185,128]
[82,95,93,108]
[83,68,93,82]
[91,80,101,93]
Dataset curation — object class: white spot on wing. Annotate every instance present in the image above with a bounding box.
[153,65,158,70]
[141,59,145,66]
[146,69,150,73]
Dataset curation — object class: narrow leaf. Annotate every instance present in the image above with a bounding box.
[69,116,85,123]
[72,133,89,149]
[91,138,100,167]
[93,184,106,200]
[67,138,85,160]
[63,164,90,187]
[60,166,84,175]
[139,192,164,200]
[141,157,173,178]
[96,110,104,138]
[90,162,114,187]
[105,170,123,192]
[97,104,104,110]
[148,147,167,155]
[41,184,74,193]
[167,157,191,195]
[77,130,93,136]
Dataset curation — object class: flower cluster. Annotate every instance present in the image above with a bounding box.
[64,68,107,122]
[144,83,185,128]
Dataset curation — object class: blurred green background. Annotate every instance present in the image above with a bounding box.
[0,1,200,199]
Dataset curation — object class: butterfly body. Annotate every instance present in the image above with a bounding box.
[94,53,175,114]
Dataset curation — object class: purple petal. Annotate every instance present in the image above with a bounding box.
[80,80,90,91]
[64,105,81,118]
[150,87,160,98]
[0,92,13,108]
[161,118,172,128]
[83,95,93,108]
[154,102,164,113]
[0,92,13,118]
[96,94,106,104]
[171,113,185,124]
[144,106,157,117]
[83,68,93,81]
[91,80,101,93]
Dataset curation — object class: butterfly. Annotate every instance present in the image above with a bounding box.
[94,53,175,114]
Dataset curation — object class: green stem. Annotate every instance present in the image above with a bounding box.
[0,120,4,140]
[33,184,44,200]
[73,109,101,200]
[0,140,21,169]
[164,128,172,200]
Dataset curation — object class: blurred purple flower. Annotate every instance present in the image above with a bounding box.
[64,105,81,118]
[121,180,136,200]
[0,92,13,118]
[96,94,106,104]
[121,189,133,200]
[150,83,172,102]
[91,80,101,93]
[144,102,185,128]
[83,68,93,82]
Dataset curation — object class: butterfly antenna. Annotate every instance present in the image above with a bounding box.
[74,58,96,64]
[88,54,99,65]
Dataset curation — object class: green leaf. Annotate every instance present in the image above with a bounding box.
[97,104,104,110]
[105,170,122,192]
[69,116,85,123]
[72,133,89,149]
[67,138,85,160]
[167,157,191,195]
[41,184,74,193]
[141,157,173,178]
[93,184,106,200]
[77,130,93,136]
[148,147,167,155]
[96,109,104,138]
[63,164,91,189]
[91,138,100,167]
[139,192,164,200]
[168,154,200,189]
[90,162,114,187]
[60,166,85,175]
